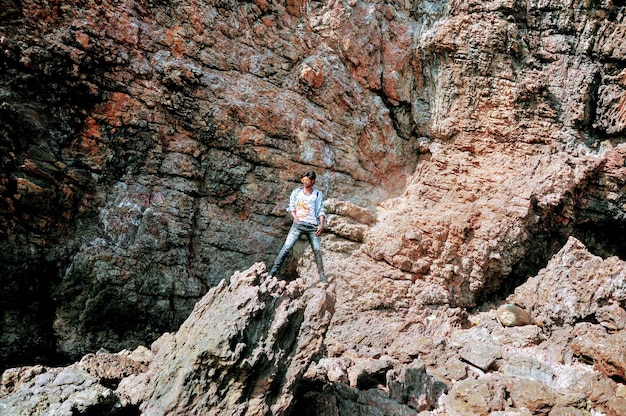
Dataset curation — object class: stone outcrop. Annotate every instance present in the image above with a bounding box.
[509,236,626,329]
[1,0,625,366]
[133,263,335,415]
[290,237,626,415]
[0,263,336,415]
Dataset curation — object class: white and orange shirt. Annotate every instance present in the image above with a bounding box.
[288,187,326,226]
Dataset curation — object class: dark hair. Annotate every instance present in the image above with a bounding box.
[301,171,316,181]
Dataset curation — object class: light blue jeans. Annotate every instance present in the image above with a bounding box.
[270,222,326,281]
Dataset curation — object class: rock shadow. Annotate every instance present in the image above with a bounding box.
[480,150,626,305]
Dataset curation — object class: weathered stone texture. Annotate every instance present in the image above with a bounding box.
[1,0,626,414]
[509,236,626,328]
[125,263,335,415]
[1,263,335,415]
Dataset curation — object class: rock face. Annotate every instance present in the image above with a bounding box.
[509,236,626,329]
[1,0,626,414]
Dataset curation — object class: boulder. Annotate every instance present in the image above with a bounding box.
[1,263,335,416]
[130,263,335,415]
[496,304,536,327]
[509,237,626,329]
[571,324,626,381]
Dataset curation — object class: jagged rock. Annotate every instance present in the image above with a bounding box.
[565,370,618,407]
[432,300,623,414]
[571,324,626,381]
[0,0,624,383]
[491,324,544,348]
[386,360,448,412]
[548,407,589,416]
[595,302,626,331]
[446,374,588,416]
[1,263,335,415]
[505,378,587,415]
[0,366,120,416]
[294,378,430,416]
[0,365,47,397]
[123,262,335,415]
[347,357,394,388]
[76,352,148,385]
[325,198,377,225]
[445,375,508,415]
[2,0,626,414]
[297,357,447,414]
[489,410,533,416]
[308,357,352,383]
[498,355,554,385]
[459,340,502,371]
[605,397,626,416]
[332,382,416,416]
[435,356,469,384]
[509,236,626,329]
[0,348,150,415]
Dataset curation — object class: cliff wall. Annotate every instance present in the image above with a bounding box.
[1,1,625,411]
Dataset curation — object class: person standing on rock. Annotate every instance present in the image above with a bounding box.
[268,171,328,284]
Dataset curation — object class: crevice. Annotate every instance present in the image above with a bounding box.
[0,260,65,372]
[478,157,626,306]
[572,220,626,259]
[477,197,571,305]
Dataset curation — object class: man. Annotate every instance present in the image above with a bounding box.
[268,171,327,283]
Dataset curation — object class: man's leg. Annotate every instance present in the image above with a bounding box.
[306,228,327,283]
[268,223,301,278]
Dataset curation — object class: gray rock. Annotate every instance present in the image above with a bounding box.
[498,355,554,385]
[386,360,448,412]
[134,263,336,415]
[0,367,119,416]
[459,340,502,371]
[2,263,335,416]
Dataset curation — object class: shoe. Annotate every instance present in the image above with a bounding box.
[268,269,277,279]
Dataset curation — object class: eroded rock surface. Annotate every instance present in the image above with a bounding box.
[1,0,625,366]
[7,265,624,416]
[509,236,626,329]
[134,263,335,415]
[2,236,626,416]
[1,0,626,414]
[0,263,336,415]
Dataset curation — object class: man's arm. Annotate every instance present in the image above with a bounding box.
[316,215,325,236]
[288,188,299,222]
[315,190,326,236]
